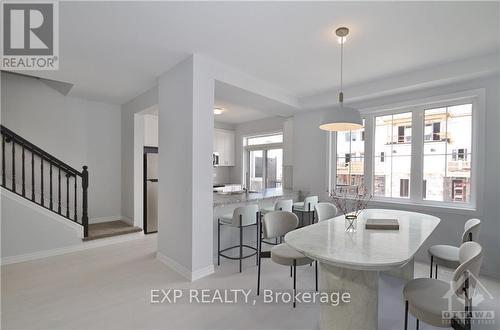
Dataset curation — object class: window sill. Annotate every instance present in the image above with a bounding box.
[366,197,480,217]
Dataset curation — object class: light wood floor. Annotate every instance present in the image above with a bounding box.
[2,234,499,330]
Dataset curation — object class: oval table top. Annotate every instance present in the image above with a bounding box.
[285,208,440,271]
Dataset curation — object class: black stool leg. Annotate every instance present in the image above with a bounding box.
[256,212,259,266]
[290,266,292,277]
[404,300,409,330]
[416,319,419,330]
[429,256,433,278]
[217,219,220,266]
[315,260,318,292]
[435,264,438,279]
[293,259,297,308]
[239,216,243,273]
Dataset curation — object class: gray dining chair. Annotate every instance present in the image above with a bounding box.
[403,241,483,330]
[256,211,318,307]
[428,218,481,279]
[217,204,259,272]
[314,202,338,222]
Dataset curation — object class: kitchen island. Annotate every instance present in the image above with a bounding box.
[213,188,298,207]
[212,188,299,266]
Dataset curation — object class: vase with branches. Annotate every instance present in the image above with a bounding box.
[329,185,372,232]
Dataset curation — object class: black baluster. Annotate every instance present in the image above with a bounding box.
[74,175,77,222]
[31,153,35,200]
[66,172,69,218]
[40,156,44,206]
[22,145,25,196]
[82,166,89,237]
[49,162,53,210]
[2,135,5,187]
[58,167,61,214]
[11,139,15,192]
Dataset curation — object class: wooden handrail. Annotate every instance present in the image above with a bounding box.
[0,125,82,176]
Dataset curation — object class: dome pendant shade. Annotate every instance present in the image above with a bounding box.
[319,26,362,132]
[319,105,363,131]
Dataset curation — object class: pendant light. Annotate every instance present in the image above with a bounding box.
[319,27,363,132]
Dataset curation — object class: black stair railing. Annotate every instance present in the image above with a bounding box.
[0,125,89,237]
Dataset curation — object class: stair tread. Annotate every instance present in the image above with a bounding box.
[83,220,142,241]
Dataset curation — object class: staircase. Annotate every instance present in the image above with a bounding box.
[1,125,90,237]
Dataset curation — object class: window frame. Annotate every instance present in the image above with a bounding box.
[328,89,485,215]
[243,132,284,190]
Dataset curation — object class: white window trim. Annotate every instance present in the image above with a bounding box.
[328,89,486,215]
[243,131,284,189]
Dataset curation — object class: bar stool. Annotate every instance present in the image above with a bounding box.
[256,211,318,308]
[403,241,483,330]
[314,202,338,222]
[428,218,481,279]
[293,195,318,226]
[217,204,259,272]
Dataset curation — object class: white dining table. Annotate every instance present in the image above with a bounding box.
[284,208,440,330]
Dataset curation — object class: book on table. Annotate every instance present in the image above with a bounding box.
[365,218,399,230]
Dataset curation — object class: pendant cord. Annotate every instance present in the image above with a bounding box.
[340,38,343,95]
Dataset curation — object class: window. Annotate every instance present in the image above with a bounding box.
[329,91,480,210]
[244,133,283,191]
[336,121,364,188]
[423,104,472,203]
[373,112,412,198]
[245,133,283,146]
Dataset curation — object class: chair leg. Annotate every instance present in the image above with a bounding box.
[255,220,259,266]
[404,300,409,330]
[429,256,433,278]
[416,319,419,330]
[315,260,318,292]
[257,250,261,296]
[290,265,292,277]
[435,264,438,279]
[239,222,243,273]
[217,220,220,266]
[257,219,262,296]
[293,259,297,308]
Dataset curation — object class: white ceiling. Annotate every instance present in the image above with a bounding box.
[20,1,499,106]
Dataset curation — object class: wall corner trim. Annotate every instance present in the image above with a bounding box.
[156,252,214,282]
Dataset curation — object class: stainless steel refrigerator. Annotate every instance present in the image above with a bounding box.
[144,147,158,234]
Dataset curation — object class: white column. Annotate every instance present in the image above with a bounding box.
[156,55,214,281]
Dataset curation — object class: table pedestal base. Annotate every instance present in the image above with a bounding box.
[320,263,378,330]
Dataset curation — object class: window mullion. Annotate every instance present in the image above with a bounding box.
[364,114,374,195]
[410,108,424,201]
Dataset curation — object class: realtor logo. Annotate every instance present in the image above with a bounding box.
[1,1,59,70]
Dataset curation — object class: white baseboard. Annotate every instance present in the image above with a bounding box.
[1,231,145,266]
[156,252,214,282]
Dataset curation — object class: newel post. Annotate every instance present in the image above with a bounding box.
[82,166,89,237]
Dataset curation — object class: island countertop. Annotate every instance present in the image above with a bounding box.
[213,188,298,207]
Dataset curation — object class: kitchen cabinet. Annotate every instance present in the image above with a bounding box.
[214,129,235,166]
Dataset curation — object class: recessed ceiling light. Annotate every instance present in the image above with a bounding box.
[213,107,225,115]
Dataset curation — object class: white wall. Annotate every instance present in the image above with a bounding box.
[292,74,500,277]
[1,185,82,259]
[121,86,158,222]
[144,114,159,147]
[1,73,122,221]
